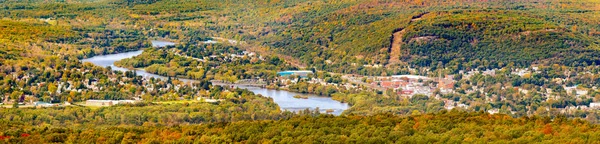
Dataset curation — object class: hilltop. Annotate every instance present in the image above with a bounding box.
[401,10,599,72]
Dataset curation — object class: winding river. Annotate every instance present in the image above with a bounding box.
[81,40,349,115]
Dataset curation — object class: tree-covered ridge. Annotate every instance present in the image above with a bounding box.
[2,0,599,74]
[247,0,600,74]
[2,111,600,143]
[0,20,76,42]
[0,19,148,60]
[402,10,599,71]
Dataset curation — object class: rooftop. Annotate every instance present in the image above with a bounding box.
[391,75,430,80]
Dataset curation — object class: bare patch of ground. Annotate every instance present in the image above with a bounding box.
[409,36,438,43]
[387,29,406,66]
[386,12,431,67]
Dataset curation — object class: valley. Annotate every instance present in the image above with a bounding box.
[1,0,600,143]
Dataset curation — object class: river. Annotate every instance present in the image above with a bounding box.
[81,40,349,115]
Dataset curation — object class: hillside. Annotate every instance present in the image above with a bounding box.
[236,0,600,74]
[401,10,599,72]
[1,0,599,75]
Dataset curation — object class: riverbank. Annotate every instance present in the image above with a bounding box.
[81,41,349,115]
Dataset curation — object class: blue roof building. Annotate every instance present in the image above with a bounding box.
[277,70,313,77]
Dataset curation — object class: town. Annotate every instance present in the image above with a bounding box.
[273,65,600,118]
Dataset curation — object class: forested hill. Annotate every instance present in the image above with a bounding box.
[2,111,600,143]
[2,0,599,75]
[401,10,599,71]
[253,0,600,73]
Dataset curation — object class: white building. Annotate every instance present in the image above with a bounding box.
[590,102,600,109]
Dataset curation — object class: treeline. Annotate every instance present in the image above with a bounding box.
[0,88,282,127]
[2,111,599,143]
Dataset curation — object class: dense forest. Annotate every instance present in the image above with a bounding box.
[402,10,599,71]
[2,111,600,143]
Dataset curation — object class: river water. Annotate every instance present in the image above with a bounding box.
[80,40,349,115]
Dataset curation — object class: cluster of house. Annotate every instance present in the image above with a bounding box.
[483,102,600,115]
[372,75,455,96]
[443,99,469,110]
[33,101,60,107]
[6,97,241,108]
[274,70,362,90]
[205,51,262,61]
[24,100,140,108]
